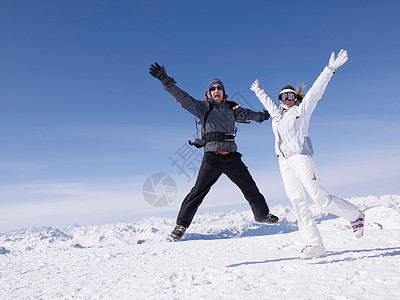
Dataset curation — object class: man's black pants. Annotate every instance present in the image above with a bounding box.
[177,152,270,227]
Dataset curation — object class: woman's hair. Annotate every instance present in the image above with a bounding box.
[281,84,306,103]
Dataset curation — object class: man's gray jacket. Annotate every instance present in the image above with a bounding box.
[165,84,267,153]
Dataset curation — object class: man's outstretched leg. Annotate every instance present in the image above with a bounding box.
[171,153,223,240]
[225,152,278,224]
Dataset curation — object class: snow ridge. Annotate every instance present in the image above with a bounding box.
[1,195,399,254]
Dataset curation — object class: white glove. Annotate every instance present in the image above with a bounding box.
[327,49,348,71]
[250,79,261,92]
[250,79,266,98]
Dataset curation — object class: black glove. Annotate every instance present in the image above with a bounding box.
[262,109,270,121]
[149,62,176,88]
[149,62,167,81]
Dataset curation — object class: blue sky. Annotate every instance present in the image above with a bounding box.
[1,0,399,233]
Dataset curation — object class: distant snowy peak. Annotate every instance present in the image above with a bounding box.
[3,227,72,242]
[1,227,74,252]
[0,195,399,254]
[347,195,400,212]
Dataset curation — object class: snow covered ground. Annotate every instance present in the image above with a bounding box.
[1,195,400,299]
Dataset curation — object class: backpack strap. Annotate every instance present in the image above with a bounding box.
[203,101,214,123]
[201,101,213,139]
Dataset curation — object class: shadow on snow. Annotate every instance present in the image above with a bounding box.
[180,218,299,242]
[178,214,339,242]
[227,247,400,267]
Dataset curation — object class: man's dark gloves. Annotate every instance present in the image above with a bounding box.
[262,109,270,121]
[149,62,167,80]
[149,62,176,89]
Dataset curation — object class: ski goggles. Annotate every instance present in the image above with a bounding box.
[279,89,297,101]
[209,85,223,91]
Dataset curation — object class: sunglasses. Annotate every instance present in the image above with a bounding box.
[279,92,297,101]
[209,85,223,91]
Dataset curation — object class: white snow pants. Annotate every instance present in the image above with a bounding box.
[278,154,359,247]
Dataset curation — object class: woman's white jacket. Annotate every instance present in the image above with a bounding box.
[257,66,335,158]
